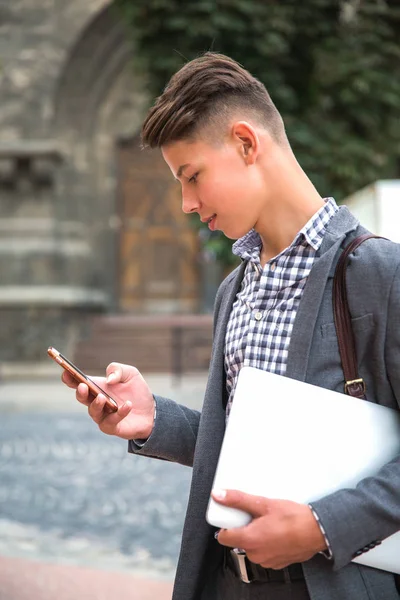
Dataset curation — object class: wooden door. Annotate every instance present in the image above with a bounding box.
[117,137,199,313]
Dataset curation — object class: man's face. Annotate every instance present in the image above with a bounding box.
[161,134,265,240]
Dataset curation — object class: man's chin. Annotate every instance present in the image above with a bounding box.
[223,226,253,241]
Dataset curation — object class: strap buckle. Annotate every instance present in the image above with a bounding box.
[344,378,366,395]
[230,549,251,584]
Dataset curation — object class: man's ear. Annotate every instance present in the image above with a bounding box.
[231,121,259,165]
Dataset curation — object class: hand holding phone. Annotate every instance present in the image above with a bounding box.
[48,347,118,413]
[49,347,156,440]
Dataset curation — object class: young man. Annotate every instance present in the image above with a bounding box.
[63,53,400,599]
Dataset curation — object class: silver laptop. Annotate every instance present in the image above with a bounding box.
[206,366,400,573]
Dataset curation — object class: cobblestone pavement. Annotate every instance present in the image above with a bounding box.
[0,374,207,585]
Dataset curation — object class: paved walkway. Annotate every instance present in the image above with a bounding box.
[0,372,208,600]
[0,556,173,600]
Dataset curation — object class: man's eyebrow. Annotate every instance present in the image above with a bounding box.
[176,163,190,179]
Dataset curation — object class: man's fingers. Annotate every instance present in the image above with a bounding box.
[105,362,137,384]
[211,489,270,518]
[105,364,119,384]
[88,393,109,422]
[88,396,133,427]
[76,383,91,407]
[61,371,79,389]
[217,526,248,549]
[105,401,132,425]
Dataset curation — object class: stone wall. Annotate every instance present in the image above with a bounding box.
[0,0,110,141]
[0,0,147,364]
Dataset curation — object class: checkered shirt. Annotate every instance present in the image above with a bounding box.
[224,197,338,417]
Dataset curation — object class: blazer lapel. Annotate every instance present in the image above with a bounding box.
[193,261,246,474]
[198,261,246,428]
[286,207,360,382]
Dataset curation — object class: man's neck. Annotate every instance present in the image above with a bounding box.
[257,194,325,265]
[255,146,326,265]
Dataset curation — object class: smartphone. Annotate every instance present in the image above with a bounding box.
[47,347,118,413]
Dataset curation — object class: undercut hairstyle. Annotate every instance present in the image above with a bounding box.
[141,52,288,148]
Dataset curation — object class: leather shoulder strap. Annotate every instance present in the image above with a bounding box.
[333,233,384,398]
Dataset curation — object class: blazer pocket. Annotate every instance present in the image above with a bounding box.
[320,313,374,339]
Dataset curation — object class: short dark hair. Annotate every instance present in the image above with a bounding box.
[141,52,287,148]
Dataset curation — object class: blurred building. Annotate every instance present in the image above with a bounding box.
[343,180,400,244]
[0,1,211,371]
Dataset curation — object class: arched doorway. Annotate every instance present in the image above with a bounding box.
[52,2,200,313]
[116,138,199,313]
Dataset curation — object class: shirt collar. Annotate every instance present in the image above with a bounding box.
[232,197,338,261]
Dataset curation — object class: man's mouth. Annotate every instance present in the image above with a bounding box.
[207,214,217,231]
[201,214,217,224]
[200,214,217,231]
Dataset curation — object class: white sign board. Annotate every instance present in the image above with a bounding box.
[343,180,400,243]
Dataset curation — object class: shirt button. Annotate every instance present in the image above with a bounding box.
[270,262,276,271]
[254,311,263,321]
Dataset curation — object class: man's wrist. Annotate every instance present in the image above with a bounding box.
[133,397,157,446]
[308,504,333,559]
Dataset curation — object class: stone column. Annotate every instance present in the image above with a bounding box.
[0,141,107,367]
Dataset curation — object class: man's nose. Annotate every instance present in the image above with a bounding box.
[182,190,200,214]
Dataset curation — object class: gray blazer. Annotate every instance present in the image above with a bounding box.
[130,206,400,600]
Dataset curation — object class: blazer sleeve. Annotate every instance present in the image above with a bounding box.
[128,396,201,467]
[310,261,400,570]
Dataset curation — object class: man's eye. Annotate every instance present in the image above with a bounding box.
[188,173,198,184]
